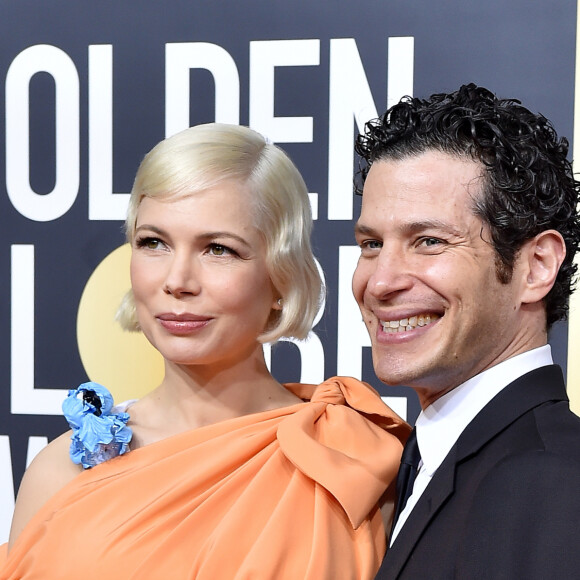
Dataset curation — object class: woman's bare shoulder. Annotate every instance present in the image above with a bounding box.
[8,431,82,549]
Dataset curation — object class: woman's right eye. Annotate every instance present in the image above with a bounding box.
[136,237,164,250]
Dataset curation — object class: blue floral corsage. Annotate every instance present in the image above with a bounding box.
[62,382,133,469]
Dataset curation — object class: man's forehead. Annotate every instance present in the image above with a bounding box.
[361,155,484,210]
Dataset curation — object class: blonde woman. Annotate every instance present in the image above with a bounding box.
[2,124,409,579]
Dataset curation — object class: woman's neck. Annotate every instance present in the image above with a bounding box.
[128,345,302,447]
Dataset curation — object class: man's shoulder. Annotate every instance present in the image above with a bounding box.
[480,442,580,487]
[464,400,580,495]
[456,364,574,456]
[531,397,580,454]
[489,395,580,458]
[450,395,580,492]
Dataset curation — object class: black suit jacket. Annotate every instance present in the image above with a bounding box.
[376,365,580,579]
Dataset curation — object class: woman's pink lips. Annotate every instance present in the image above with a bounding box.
[156,314,211,335]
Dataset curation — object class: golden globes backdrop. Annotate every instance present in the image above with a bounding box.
[0,0,578,541]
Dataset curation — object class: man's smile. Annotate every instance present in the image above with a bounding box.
[380,313,441,334]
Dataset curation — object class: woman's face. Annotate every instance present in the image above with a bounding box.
[130,181,278,369]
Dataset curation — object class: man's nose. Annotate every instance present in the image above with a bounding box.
[366,247,414,300]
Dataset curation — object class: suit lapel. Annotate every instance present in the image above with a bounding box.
[378,365,567,579]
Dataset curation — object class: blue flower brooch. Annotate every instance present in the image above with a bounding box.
[62,382,133,469]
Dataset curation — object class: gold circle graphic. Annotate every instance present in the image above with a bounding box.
[77,243,164,402]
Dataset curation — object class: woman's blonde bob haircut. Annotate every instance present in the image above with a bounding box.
[117,123,323,343]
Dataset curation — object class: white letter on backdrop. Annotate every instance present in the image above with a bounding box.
[249,39,320,143]
[387,36,414,109]
[328,37,414,221]
[328,39,378,221]
[264,333,326,386]
[165,43,240,137]
[11,245,66,415]
[5,45,79,222]
[0,436,15,544]
[88,45,130,221]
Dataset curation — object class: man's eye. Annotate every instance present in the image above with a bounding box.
[419,237,442,247]
[361,240,382,250]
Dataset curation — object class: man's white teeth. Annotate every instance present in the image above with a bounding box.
[381,313,439,333]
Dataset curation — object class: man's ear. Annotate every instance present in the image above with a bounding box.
[520,230,566,305]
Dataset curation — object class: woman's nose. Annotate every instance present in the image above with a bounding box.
[163,254,201,297]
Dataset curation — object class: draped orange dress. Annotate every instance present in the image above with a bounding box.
[0,377,409,580]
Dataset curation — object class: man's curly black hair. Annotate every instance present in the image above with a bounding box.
[355,83,580,328]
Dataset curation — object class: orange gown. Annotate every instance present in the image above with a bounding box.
[0,377,409,580]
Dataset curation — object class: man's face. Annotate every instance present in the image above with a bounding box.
[353,151,531,408]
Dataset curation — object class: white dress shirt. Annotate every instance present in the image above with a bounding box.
[390,345,554,545]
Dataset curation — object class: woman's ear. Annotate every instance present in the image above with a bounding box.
[520,230,566,305]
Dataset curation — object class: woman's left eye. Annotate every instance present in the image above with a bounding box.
[208,244,233,256]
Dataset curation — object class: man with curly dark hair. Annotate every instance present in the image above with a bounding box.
[352,83,580,579]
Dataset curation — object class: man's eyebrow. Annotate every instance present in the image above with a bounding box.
[354,219,464,237]
[354,223,377,236]
[400,219,463,236]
